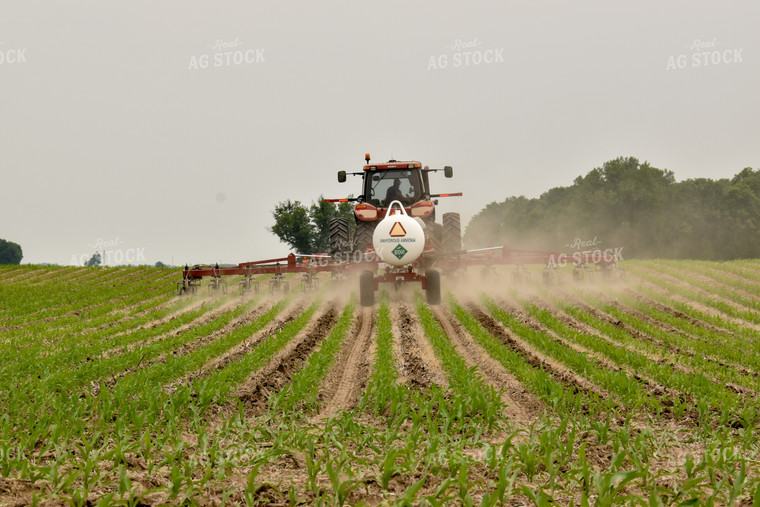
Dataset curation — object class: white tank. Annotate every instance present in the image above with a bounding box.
[372,200,425,267]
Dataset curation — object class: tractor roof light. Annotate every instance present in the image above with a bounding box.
[365,153,371,164]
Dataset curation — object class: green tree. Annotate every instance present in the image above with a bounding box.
[270,196,355,254]
[309,196,355,253]
[309,197,335,254]
[85,252,101,267]
[0,239,22,265]
[464,158,759,260]
[269,200,315,254]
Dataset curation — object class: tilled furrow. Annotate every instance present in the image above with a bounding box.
[235,306,339,416]
[430,305,540,423]
[319,306,374,416]
[468,303,609,407]
[394,303,446,388]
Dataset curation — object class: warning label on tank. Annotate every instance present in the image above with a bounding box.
[389,222,407,237]
[392,244,408,260]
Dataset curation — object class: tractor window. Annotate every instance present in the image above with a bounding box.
[366,170,421,206]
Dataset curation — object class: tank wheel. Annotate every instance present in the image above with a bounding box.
[360,270,375,307]
[426,269,441,305]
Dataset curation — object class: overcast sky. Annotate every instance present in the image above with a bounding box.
[2,1,758,266]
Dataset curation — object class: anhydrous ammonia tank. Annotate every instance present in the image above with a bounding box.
[372,201,425,266]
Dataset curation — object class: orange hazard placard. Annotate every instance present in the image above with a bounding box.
[389,222,407,237]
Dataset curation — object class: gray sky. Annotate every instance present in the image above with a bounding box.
[2,1,758,266]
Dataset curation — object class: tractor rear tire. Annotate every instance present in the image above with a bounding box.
[360,270,375,306]
[329,217,350,257]
[442,212,462,254]
[354,221,375,257]
[425,269,441,305]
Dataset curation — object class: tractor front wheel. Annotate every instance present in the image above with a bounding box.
[329,217,350,257]
[354,221,376,257]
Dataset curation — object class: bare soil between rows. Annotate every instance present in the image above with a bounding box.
[430,305,541,424]
[235,305,339,416]
[467,302,607,412]
[97,300,275,392]
[318,306,374,417]
[393,303,447,389]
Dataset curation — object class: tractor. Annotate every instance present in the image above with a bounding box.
[178,154,578,307]
[326,154,463,262]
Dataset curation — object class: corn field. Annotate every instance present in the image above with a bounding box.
[1,260,760,505]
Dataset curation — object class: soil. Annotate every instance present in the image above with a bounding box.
[99,301,275,390]
[429,305,541,424]
[235,305,339,416]
[319,306,375,417]
[5,265,759,505]
[634,266,760,332]
[525,295,703,424]
[393,303,447,388]
[169,302,302,387]
[467,302,608,408]
[623,289,738,338]
[100,295,249,360]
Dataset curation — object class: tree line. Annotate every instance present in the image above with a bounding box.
[0,239,23,264]
[269,196,355,254]
[464,157,760,260]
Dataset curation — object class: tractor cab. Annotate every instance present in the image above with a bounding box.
[355,160,434,223]
[363,163,424,208]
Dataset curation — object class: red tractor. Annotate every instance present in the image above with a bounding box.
[326,154,463,262]
[179,154,571,305]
